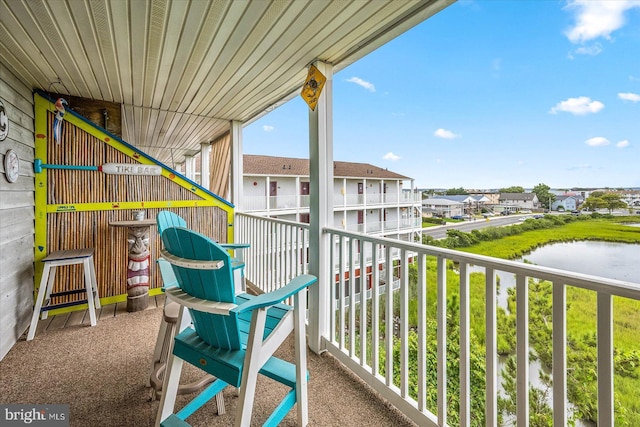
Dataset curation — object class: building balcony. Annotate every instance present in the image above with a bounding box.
[3,213,637,427]
[243,192,420,213]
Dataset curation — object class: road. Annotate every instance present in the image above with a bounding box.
[423,215,533,239]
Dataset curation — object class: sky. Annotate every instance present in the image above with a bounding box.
[242,0,640,190]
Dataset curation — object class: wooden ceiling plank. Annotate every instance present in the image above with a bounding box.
[130,1,149,107]
[109,0,134,106]
[142,0,168,108]
[66,0,113,100]
[150,0,190,108]
[167,0,229,113]
[157,0,212,112]
[180,0,271,116]
[192,0,303,116]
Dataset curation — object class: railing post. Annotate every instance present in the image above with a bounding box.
[459,262,470,427]
[597,292,614,427]
[552,281,567,427]
[486,268,498,427]
[308,60,333,354]
[516,274,530,427]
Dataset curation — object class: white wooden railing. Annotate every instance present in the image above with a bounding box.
[235,212,640,427]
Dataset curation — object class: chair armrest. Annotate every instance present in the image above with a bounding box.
[165,287,237,315]
[231,261,245,271]
[231,274,317,314]
[220,243,250,250]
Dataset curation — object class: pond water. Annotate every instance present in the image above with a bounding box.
[521,241,640,284]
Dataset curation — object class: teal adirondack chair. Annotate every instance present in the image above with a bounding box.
[156,211,250,293]
[155,226,316,427]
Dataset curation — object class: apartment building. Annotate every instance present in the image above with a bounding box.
[242,154,422,243]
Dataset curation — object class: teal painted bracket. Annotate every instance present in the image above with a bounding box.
[34,158,98,173]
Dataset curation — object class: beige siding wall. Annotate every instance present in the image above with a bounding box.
[0,63,36,360]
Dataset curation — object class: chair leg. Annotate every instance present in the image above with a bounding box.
[235,309,268,427]
[40,265,57,321]
[88,255,101,309]
[294,290,309,426]
[155,353,184,426]
[27,264,53,341]
[83,257,97,326]
[148,318,169,388]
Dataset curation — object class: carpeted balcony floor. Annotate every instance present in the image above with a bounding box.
[0,297,416,427]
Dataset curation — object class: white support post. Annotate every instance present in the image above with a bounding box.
[230,120,244,259]
[200,141,211,190]
[185,155,196,182]
[308,60,333,354]
[231,121,243,210]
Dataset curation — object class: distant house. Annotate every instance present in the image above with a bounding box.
[422,198,464,218]
[618,190,640,207]
[469,192,500,206]
[552,195,579,211]
[430,194,490,215]
[498,193,539,211]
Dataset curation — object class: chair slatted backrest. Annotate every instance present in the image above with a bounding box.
[157,211,187,236]
[161,226,241,350]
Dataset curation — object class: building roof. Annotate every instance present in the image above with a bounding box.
[499,192,537,201]
[423,198,463,207]
[431,195,487,203]
[244,155,411,180]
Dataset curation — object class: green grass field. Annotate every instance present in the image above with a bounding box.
[458,218,640,424]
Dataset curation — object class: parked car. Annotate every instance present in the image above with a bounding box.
[571,210,580,216]
[451,215,464,220]
[500,211,510,216]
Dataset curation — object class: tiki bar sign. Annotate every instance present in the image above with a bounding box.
[98,163,162,176]
[34,159,162,176]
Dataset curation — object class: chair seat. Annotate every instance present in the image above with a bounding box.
[173,327,302,389]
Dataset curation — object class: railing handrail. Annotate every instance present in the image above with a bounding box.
[238,211,311,230]
[324,225,640,299]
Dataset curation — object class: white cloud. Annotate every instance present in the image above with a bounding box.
[616,140,630,148]
[262,125,275,132]
[585,136,610,147]
[549,96,604,115]
[568,43,603,58]
[383,152,400,161]
[618,92,640,102]
[564,0,640,44]
[434,128,460,139]
[345,77,376,92]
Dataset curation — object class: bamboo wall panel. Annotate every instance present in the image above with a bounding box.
[209,132,231,198]
[41,111,229,304]
[47,112,200,204]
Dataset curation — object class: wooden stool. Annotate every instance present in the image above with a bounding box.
[27,248,101,341]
